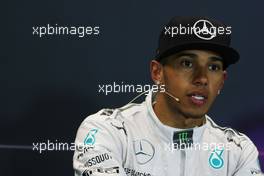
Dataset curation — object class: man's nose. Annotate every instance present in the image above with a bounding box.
[192,67,208,87]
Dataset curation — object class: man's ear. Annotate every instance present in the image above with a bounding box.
[150,59,163,84]
[223,70,227,80]
[219,71,227,93]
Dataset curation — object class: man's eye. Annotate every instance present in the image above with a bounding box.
[209,64,221,71]
[181,60,193,68]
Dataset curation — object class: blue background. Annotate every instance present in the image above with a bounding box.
[3,0,264,175]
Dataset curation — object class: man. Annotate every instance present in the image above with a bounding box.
[73,16,263,175]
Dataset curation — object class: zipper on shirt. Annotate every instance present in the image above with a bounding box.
[179,150,186,176]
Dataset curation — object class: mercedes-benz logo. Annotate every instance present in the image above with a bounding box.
[133,139,155,165]
[193,19,217,40]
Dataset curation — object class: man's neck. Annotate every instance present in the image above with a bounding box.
[153,94,205,129]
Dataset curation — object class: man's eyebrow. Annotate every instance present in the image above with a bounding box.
[209,56,223,62]
[172,51,223,61]
[174,52,197,58]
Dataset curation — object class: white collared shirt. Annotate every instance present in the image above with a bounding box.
[73,91,263,176]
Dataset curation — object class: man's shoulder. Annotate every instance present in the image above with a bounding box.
[206,116,255,151]
[81,102,146,127]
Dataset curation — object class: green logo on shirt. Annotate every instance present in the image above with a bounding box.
[209,148,224,169]
[84,128,98,145]
[178,132,188,143]
[173,130,193,149]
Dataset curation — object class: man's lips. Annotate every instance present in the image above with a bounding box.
[187,91,208,106]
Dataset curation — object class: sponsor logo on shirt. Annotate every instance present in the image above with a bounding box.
[84,153,112,167]
[83,166,119,176]
[77,146,95,160]
[209,148,224,169]
[84,128,98,146]
[173,130,193,149]
[133,139,155,165]
[124,168,152,176]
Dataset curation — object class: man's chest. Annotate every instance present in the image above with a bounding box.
[123,132,236,176]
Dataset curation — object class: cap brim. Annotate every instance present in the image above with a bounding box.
[156,42,240,68]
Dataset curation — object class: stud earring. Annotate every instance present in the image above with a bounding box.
[156,80,160,85]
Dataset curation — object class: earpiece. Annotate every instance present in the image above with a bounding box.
[155,80,180,103]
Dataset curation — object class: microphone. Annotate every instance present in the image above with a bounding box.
[156,81,180,103]
[164,90,180,103]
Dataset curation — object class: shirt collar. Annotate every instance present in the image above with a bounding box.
[145,90,208,143]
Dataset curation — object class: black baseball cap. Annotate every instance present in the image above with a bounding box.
[155,16,240,69]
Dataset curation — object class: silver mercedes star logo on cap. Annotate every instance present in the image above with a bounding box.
[193,19,217,40]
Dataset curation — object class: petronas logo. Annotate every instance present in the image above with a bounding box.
[209,148,224,169]
[84,128,98,146]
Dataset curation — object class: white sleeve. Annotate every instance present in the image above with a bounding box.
[73,113,127,176]
[233,141,263,176]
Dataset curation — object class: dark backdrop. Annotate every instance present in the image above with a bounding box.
[3,0,264,175]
